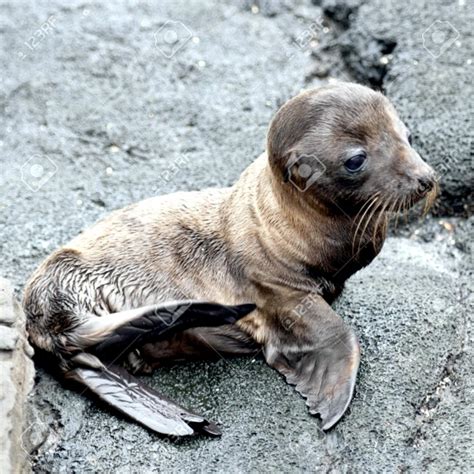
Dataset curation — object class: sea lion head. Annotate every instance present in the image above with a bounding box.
[266,82,437,216]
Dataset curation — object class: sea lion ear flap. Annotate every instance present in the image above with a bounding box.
[268,144,303,185]
[281,150,294,183]
[266,89,319,182]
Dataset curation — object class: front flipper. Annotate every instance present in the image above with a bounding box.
[66,361,221,436]
[261,294,360,430]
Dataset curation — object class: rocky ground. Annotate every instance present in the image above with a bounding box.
[0,0,472,472]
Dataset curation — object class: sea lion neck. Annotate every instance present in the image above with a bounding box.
[225,154,355,276]
[266,163,348,222]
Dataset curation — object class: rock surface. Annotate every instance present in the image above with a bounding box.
[0,0,472,472]
[0,278,35,474]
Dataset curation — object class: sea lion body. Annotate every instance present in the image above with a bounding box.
[23,82,437,434]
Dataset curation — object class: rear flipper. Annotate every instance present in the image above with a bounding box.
[127,324,261,373]
[65,357,220,436]
[62,301,256,436]
[72,301,256,356]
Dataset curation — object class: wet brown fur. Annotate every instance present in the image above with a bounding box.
[23,82,437,427]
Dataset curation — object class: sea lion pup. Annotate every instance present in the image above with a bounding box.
[23,82,437,436]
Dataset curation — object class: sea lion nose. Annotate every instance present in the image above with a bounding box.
[417,175,434,194]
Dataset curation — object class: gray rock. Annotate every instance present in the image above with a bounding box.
[0,325,19,350]
[0,278,35,474]
[0,280,17,325]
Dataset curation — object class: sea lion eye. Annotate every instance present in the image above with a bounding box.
[407,133,413,145]
[344,152,367,173]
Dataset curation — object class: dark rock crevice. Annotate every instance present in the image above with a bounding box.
[339,36,397,88]
[304,0,398,89]
[314,0,361,30]
[407,350,464,448]
[317,0,398,88]
[407,282,470,450]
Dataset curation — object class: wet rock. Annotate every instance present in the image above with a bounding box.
[317,0,361,29]
[0,278,35,473]
[339,34,397,87]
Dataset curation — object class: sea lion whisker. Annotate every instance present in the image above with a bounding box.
[404,195,411,224]
[357,200,380,254]
[422,182,438,217]
[352,194,380,253]
[383,196,398,236]
[357,198,385,254]
[393,196,403,230]
[351,196,376,249]
[372,196,393,244]
[351,195,376,230]
[351,192,381,231]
